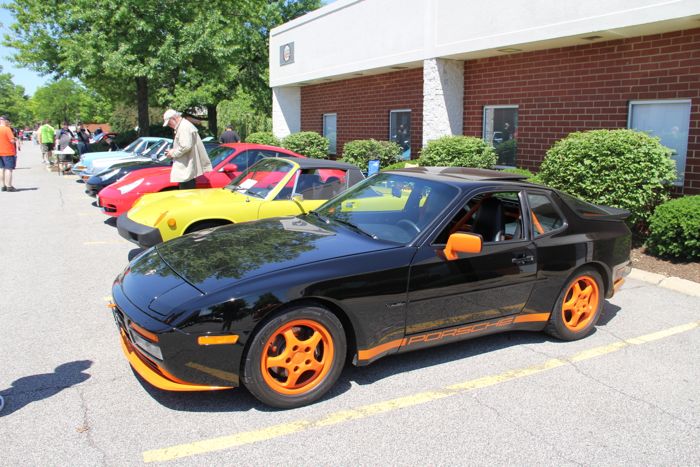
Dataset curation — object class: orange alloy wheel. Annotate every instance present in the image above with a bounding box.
[561,275,600,332]
[260,319,335,395]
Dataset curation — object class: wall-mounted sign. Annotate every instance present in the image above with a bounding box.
[280,42,295,66]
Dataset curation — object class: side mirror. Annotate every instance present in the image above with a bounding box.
[222,163,238,173]
[291,194,304,203]
[443,233,482,260]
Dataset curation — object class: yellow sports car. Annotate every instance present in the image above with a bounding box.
[116,158,364,248]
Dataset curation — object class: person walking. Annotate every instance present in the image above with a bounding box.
[163,109,212,190]
[0,115,19,192]
[219,125,240,144]
[38,119,55,165]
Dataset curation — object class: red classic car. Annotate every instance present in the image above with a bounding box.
[96,143,304,217]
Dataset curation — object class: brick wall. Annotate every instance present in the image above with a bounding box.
[301,68,423,159]
[464,28,700,194]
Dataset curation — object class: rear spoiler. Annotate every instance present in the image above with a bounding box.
[595,205,631,220]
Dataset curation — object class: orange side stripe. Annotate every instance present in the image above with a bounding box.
[357,339,403,361]
[514,313,551,323]
[613,278,625,291]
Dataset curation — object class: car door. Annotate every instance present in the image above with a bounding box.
[405,188,537,335]
[256,168,304,219]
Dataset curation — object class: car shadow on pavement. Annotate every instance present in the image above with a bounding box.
[104,217,117,227]
[133,370,263,413]
[341,300,624,389]
[128,248,146,261]
[0,360,92,417]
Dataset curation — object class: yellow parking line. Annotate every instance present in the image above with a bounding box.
[142,320,700,463]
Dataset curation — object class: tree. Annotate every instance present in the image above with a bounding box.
[0,66,31,127]
[29,79,112,124]
[4,0,322,134]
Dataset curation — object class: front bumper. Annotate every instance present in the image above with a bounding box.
[117,214,163,248]
[119,330,232,392]
[85,182,106,197]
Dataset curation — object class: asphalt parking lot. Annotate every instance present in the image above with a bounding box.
[1,144,699,465]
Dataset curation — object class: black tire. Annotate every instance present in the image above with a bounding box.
[242,306,346,409]
[545,267,604,341]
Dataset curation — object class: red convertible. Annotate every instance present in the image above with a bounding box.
[96,143,304,217]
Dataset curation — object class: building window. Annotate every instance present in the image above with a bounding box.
[628,100,691,186]
[483,106,518,166]
[390,110,411,160]
[323,113,337,155]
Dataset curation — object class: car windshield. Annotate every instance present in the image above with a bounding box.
[314,173,458,244]
[209,146,236,167]
[123,139,144,153]
[142,141,169,160]
[226,158,295,199]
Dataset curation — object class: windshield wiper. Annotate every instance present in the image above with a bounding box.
[310,211,329,223]
[331,218,376,239]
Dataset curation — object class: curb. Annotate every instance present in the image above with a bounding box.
[628,268,700,297]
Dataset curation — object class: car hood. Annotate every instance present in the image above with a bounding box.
[154,216,398,294]
[129,188,245,225]
[82,150,130,164]
[113,166,170,187]
[89,155,149,170]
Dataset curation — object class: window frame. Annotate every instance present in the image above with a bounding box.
[389,109,412,160]
[482,105,519,168]
[322,113,337,156]
[627,99,691,186]
[430,187,531,247]
[524,189,568,239]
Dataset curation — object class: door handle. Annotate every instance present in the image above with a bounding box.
[512,254,535,265]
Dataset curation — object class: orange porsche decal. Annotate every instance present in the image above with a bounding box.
[357,313,551,361]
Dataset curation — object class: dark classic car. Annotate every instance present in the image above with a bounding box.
[110,167,631,408]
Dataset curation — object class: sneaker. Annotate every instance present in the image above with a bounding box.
[6,186,17,192]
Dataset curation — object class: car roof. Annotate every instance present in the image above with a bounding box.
[386,166,529,184]
[277,157,360,171]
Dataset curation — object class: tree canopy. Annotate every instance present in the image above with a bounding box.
[0,66,31,127]
[3,0,321,134]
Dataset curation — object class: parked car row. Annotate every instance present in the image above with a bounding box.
[78,139,631,409]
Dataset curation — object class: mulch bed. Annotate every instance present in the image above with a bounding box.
[631,247,699,283]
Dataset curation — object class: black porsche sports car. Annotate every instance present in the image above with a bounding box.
[110,167,631,408]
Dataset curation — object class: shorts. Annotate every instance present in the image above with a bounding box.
[41,143,54,153]
[0,156,16,170]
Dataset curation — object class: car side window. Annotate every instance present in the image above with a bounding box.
[528,193,564,237]
[292,169,343,201]
[435,191,524,244]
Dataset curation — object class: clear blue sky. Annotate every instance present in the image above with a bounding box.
[0,7,50,96]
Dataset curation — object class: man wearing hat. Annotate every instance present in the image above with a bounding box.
[162,109,212,189]
[0,115,19,191]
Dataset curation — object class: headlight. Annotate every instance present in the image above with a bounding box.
[100,169,121,180]
[117,178,144,194]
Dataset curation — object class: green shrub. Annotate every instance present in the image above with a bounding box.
[645,196,700,260]
[246,131,280,147]
[420,136,497,168]
[381,161,422,171]
[501,167,534,179]
[538,129,675,227]
[340,139,402,170]
[282,131,329,158]
[495,139,517,165]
